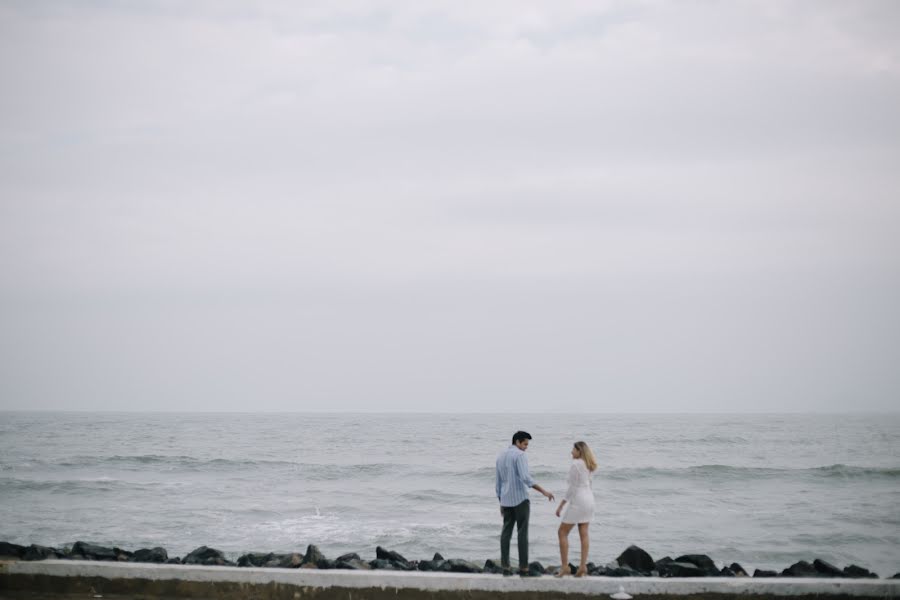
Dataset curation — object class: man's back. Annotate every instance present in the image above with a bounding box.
[496,445,534,507]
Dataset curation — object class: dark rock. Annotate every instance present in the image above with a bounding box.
[336,558,371,570]
[589,564,608,576]
[113,547,133,562]
[675,554,718,576]
[369,558,398,570]
[662,561,707,577]
[129,547,168,564]
[782,560,818,577]
[843,564,878,579]
[375,546,409,564]
[300,544,324,568]
[23,545,64,561]
[483,559,504,574]
[0,542,26,559]
[417,559,444,572]
[394,559,417,571]
[433,552,444,561]
[654,556,674,573]
[526,561,543,577]
[183,546,231,566]
[720,566,735,577]
[336,552,360,563]
[70,541,118,561]
[813,559,844,577]
[730,562,749,577]
[446,558,482,573]
[316,558,335,570]
[890,573,900,579]
[617,545,655,573]
[273,553,303,568]
[238,552,274,567]
[607,565,643,577]
[754,569,778,578]
[166,557,182,564]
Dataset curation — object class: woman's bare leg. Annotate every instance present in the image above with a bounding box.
[575,523,590,576]
[556,523,575,576]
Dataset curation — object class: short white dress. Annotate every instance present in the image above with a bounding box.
[561,459,595,524]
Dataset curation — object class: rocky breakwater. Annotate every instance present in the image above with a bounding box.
[1,540,896,579]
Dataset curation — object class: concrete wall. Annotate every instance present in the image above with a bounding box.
[2,560,898,600]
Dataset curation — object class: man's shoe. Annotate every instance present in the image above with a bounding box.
[519,569,541,578]
[502,568,514,577]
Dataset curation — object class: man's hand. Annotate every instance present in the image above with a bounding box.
[544,490,555,502]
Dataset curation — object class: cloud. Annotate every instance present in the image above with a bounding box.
[0,0,898,411]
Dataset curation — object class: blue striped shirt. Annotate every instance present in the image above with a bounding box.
[495,444,536,507]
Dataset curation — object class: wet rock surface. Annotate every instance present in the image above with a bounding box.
[1,539,894,578]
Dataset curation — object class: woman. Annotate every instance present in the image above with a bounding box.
[555,441,597,577]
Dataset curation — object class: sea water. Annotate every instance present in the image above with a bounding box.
[0,412,897,575]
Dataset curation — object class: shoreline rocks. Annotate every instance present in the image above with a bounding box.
[0,540,892,579]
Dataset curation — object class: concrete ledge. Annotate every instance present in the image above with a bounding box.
[2,560,898,600]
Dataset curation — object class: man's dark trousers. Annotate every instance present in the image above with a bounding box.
[500,499,530,570]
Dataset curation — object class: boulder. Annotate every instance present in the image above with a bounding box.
[753,569,778,578]
[316,558,335,569]
[782,560,818,577]
[890,573,900,579]
[113,547,133,561]
[336,558,371,570]
[675,554,719,576]
[445,558,482,573]
[730,562,749,577]
[183,546,231,566]
[274,553,303,568]
[661,561,706,577]
[369,558,398,570]
[525,561,544,577]
[335,552,360,563]
[617,545,655,573]
[589,564,609,576]
[129,547,168,564]
[433,552,445,561]
[166,557,182,564]
[483,559,504,574]
[606,565,643,577]
[375,546,409,564]
[813,559,844,577]
[843,565,878,579]
[23,545,64,561]
[0,542,26,560]
[417,559,444,572]
[300,545,324,568]
[70,541,118,561]
[720,566,736,577]
[238,552,272,567]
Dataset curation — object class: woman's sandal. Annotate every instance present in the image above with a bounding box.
[555,565,572,578]
[574,567,588,578]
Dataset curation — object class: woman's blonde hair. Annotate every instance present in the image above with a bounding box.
[574,441,598,472]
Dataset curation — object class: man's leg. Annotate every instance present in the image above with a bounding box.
[500,506,515,568]
[515,500,530,570]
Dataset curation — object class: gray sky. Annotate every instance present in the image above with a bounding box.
[1,0,898,412]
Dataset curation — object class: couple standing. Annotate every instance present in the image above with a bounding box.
[495,430,597,577]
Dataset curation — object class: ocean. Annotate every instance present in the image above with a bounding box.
[0,412,897,576]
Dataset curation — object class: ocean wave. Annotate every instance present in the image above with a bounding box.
[0,476,187,493]
[602,464,900,481]
[20,455,412,479]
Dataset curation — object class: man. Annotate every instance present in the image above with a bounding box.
[495,430,555,576]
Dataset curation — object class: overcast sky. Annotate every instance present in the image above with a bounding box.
[1,0,898,412]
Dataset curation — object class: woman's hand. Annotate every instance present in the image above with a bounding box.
[555,500,566,517]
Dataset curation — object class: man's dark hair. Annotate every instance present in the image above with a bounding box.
[512,431,532,444]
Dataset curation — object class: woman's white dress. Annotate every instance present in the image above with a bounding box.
[561,459,595,524]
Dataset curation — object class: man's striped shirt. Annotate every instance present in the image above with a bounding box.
[495,444,536,507]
